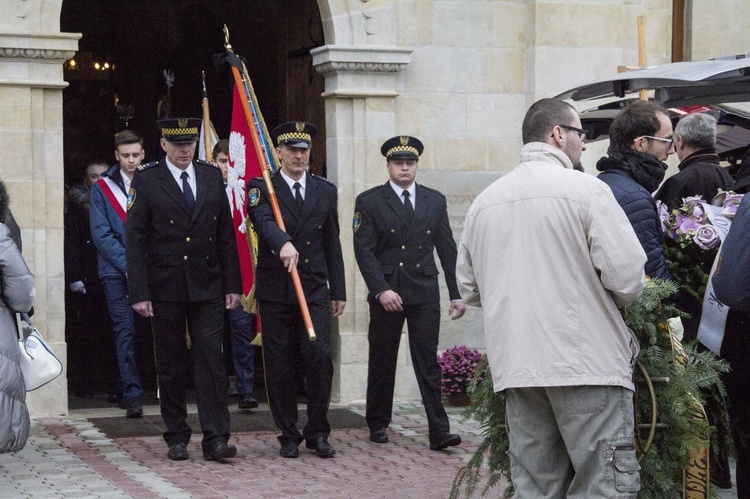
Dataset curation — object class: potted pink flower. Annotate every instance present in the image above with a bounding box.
[437,346,485,406]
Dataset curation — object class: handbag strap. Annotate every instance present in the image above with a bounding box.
[16,312,35,342]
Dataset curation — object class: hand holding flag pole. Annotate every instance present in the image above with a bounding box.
[223,25,316,342]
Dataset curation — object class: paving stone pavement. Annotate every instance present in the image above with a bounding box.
[0,401,739,498]
[0,402,493,499]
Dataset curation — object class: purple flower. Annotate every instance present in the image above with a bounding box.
[675,213,699,237]
[694,224,720,250]
[723,193,744,218]
[438,346,485,396]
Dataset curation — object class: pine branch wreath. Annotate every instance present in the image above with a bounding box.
[450,279,729,498]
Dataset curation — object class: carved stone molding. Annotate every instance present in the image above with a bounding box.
[0,32,80,64]
[0,47,74,61]
[315,60,408,75]
[312,45,411,75]
[311,44,412,98]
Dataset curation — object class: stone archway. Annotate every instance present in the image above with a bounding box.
[0,0,415,416]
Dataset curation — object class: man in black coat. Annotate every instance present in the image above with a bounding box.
[655,112,734,210]
[353,135,466,450]
[126,118,241,462]
[246,121,346,459]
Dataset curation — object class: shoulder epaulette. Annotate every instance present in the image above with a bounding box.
[195,159,219,169]
[358,184,382,198]
[136,161,158,171]
[419,184,446,198]
[310,173,336,186]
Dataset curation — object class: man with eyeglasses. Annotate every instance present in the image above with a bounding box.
[597,99,674,281]
[457,98,646,498]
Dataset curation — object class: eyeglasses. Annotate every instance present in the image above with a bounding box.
[637,135,674,148]
[553,124,587,141]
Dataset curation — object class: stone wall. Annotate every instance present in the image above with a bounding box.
[6,0,748,414]
[0,1,79,416]
[316,0,676,403]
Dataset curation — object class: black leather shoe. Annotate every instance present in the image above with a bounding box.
[125,398,143,419]
[305,436,336,457]
[429,433,461,450]
[203,441,237,461]
[369,428,389,443]
[279,440,299,458]
[238,395,259,410]
[167,443,189,461]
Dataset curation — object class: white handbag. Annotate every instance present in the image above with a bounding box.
[17,312,63,391]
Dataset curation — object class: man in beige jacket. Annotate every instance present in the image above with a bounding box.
[456,98,647,498]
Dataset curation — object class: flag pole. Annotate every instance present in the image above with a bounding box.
[223,26,316,342]
[201,71,214,162]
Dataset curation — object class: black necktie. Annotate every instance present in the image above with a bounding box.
[403,190,414,223]
[293,182,304,211]
[181,171,195,209]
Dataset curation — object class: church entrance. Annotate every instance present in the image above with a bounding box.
[60,0,326,407]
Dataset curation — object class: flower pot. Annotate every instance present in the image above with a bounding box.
[446,393,472,407]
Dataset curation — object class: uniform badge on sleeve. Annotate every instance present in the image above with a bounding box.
[248,188,261,207]
[353,212,362,233]
[126,188,136,211]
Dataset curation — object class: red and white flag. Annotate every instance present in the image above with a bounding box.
[227,83,263,303]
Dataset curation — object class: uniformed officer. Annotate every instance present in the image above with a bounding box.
[353,135,466,450]
[125,118,242,462]
[246,121,346,459]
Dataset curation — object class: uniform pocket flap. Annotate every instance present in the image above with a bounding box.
[421,264,439,276]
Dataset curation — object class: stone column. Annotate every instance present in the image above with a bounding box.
[311,45,413,402]
[0,31,80,416]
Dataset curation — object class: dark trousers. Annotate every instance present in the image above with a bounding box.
[101,275,143,402]
[366,299,449,441]
[258,299,333,444]
[228,307,255,397]
[151,298,230,453]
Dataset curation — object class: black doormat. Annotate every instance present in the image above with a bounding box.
[89,408,367,439]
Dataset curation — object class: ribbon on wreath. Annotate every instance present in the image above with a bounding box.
[666,322,710,498]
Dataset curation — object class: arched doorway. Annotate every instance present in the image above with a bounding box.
[60,0,327,405]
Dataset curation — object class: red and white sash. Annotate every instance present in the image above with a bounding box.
[97,177,127,224]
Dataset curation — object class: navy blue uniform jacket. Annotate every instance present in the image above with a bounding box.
[246,172,346,304]
[353,182,461,305]
[125,160,241,303]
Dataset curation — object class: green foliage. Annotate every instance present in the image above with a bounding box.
[450,279,729,498]
[663,240,716,303]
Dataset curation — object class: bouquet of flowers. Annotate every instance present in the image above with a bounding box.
[437,345,485,397]
[658,192,743,302]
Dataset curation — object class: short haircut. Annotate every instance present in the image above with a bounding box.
[608,100,669,154]
[675,113,716,149]
[522,99,578,144]
[114,130,143,148]
[213,138,229,158]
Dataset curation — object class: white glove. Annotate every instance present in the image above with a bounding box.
[69,281,87,295]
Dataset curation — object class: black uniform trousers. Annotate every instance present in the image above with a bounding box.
[151,298,230,453]
[366,299,449,441]
[259,298,333,444]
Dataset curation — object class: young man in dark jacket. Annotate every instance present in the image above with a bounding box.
[597,100,674,281]
[90,131,147,417]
